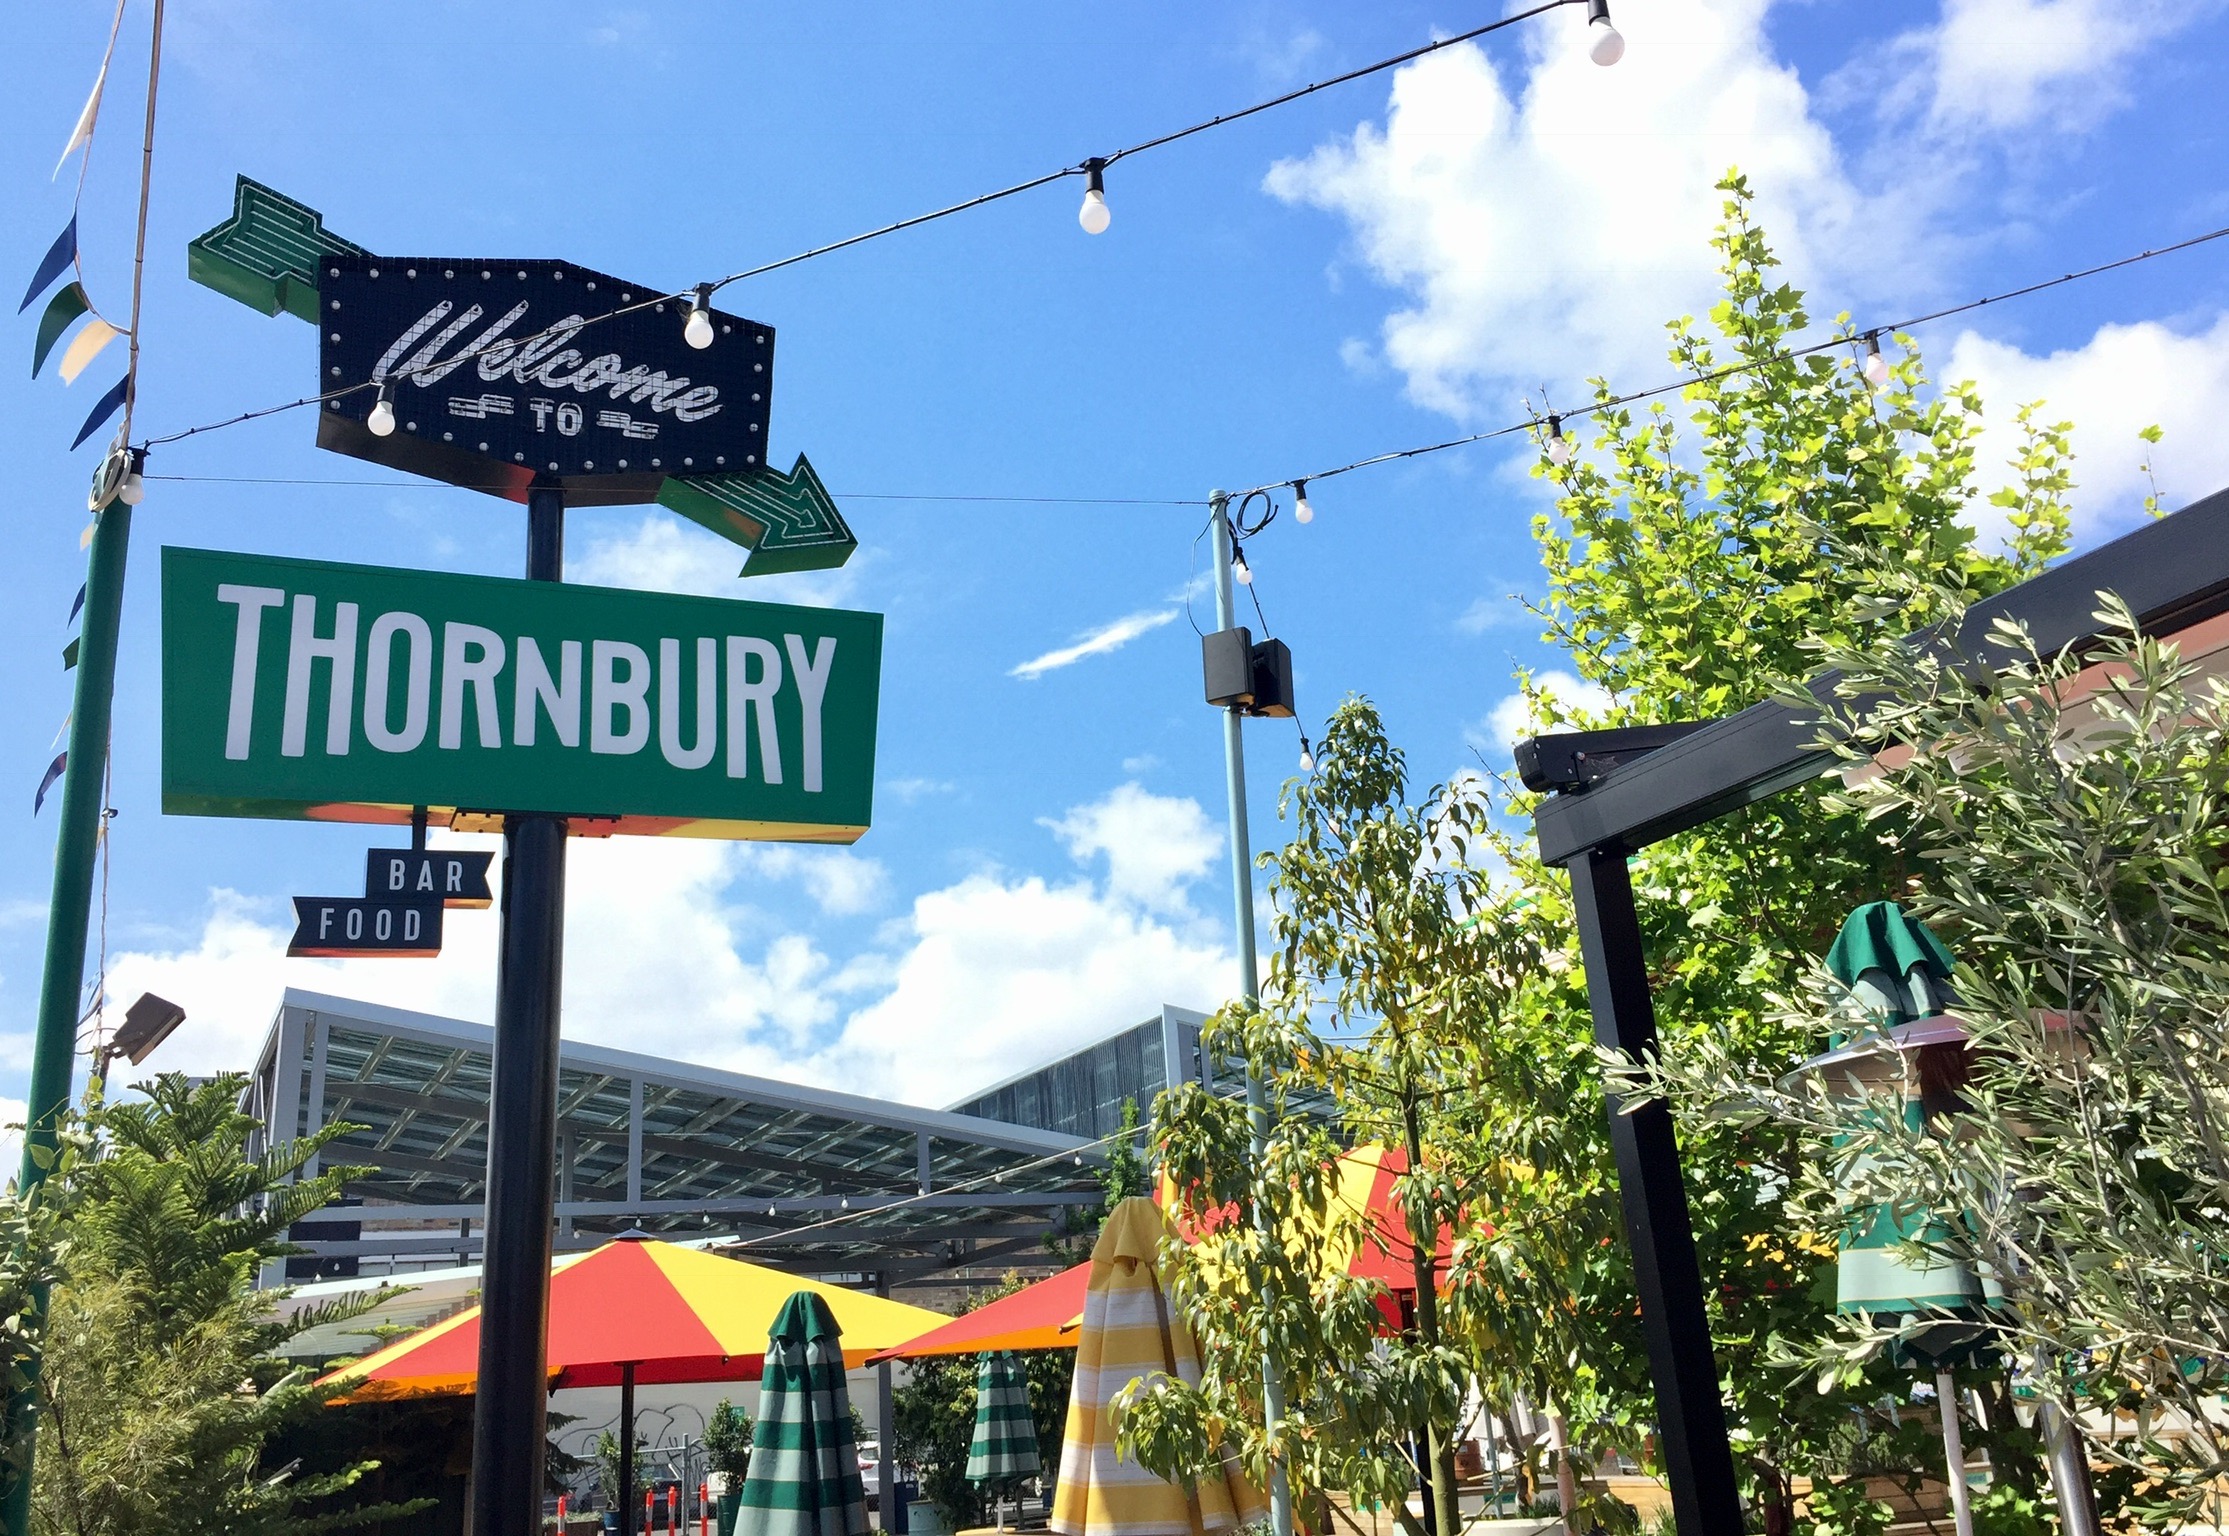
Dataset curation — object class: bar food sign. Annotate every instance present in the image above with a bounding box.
[161,547,880,841]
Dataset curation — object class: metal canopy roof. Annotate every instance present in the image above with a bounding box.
[249,990,1104,1287]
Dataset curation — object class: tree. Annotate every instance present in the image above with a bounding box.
[1634,593,2229,1531]
[1478,169,2075,1530]
[1126,698,1575,1536]
[25,1074,423,1536]
[1135,169,2087,1536]
[703,1399,753,1487]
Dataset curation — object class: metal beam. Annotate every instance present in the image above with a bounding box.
[1535,485,2229,864]
[1566,848,1743,1535]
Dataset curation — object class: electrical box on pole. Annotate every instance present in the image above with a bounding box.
[1201,626,1295,718]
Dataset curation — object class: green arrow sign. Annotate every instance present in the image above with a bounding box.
[658,455,858,576]
[161,546,881,841]
[186,176,367,324]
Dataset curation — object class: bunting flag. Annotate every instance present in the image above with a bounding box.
[34,283,93,377]
[55,56,110,181]
[63,638,81,672]
[68,584,86,624]
[19,218,77,314]
[71,375,127,449]
[36,753,67,815]
[56,317,122,385]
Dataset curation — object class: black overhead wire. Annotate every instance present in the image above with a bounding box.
[123,14,2229,513]
[1238,219,2229,499]
[134,3,1586,455]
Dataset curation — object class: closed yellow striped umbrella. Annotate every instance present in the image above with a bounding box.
[1051,1198,1264,1536]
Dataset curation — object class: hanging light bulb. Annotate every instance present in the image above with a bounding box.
[366,381,398,438]
[1292,479,1314,524]
[1299,736,1316,773]
[1078,158,1112,235]
[1545,414,1575,466]
[1233,546,1254,586]
[119,448,146,505]
[1862,330,1893,389]
[1587,0,1626,65]
[684,283,716,350]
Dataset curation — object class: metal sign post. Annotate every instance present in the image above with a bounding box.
[474,480,570,1535]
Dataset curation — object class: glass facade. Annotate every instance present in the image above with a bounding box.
[950,1007,1210,1141]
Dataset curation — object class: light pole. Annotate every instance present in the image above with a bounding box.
[1206,491,1293,1536]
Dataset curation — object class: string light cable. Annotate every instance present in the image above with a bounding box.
[1238,216,2229,507]
[133,0,1609,457]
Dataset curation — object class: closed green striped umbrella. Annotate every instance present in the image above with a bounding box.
[1819,902,2000,1352]
[735,1292,870,1536]
[1827,900,1958,1030]
[967,1351,1042,1483]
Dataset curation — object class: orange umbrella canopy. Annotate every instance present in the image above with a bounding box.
[866,1260,1090,1362]
[323,1236,948,1399]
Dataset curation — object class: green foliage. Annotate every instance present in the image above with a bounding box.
[595,1430,641,1508]
[1970,1483,2050,1536]
[704,1399,754,1481]
[1100,1098,1148,1215]
[1135,698,1557,1536]
[1139,168,2089,1535]
[1800,1475,1894,1536]
[891,1276,1071,1530]
[1639,594,2229,1527]
[1489,169,2073,1523]
[24,1073,426,1536]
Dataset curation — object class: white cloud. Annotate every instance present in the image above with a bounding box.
[96,787,1234,1111]
[1264,0,1875,418]
[1010,609,1177,680]
[882,777,954,804]
[96,836,865,1082]
[1943,314,2229,542]
[0,1098,22,1189]
[1914,0,2194,132]
[740,845,889,917]
[1041,783,1221,916]
[804,871,1230,1107]
[1470,670,1615,764]
[573,513,863,609]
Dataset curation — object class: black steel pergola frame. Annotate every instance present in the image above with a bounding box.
[1523,487,2229,1536]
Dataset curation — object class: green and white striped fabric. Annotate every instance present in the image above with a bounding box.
[735,1292,870,1536]
[967,1351,1042,1483]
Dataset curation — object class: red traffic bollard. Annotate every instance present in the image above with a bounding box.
[699,1484,711,1536]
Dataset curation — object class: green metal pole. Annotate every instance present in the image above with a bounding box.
[1,499,133,1535]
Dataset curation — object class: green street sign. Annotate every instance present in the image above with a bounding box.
[161,546,881,841]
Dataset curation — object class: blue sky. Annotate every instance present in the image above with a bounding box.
[5,0,2227,1117]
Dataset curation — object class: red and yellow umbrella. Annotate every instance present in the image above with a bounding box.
[1164,1143,1460,1295]
[322,1235,948,1399]
[866,1260,1091,1363]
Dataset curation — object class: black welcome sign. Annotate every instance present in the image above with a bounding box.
[318,256,773,504]
[187,178,853,571]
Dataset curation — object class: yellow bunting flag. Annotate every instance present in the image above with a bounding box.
[57,318,121,385]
